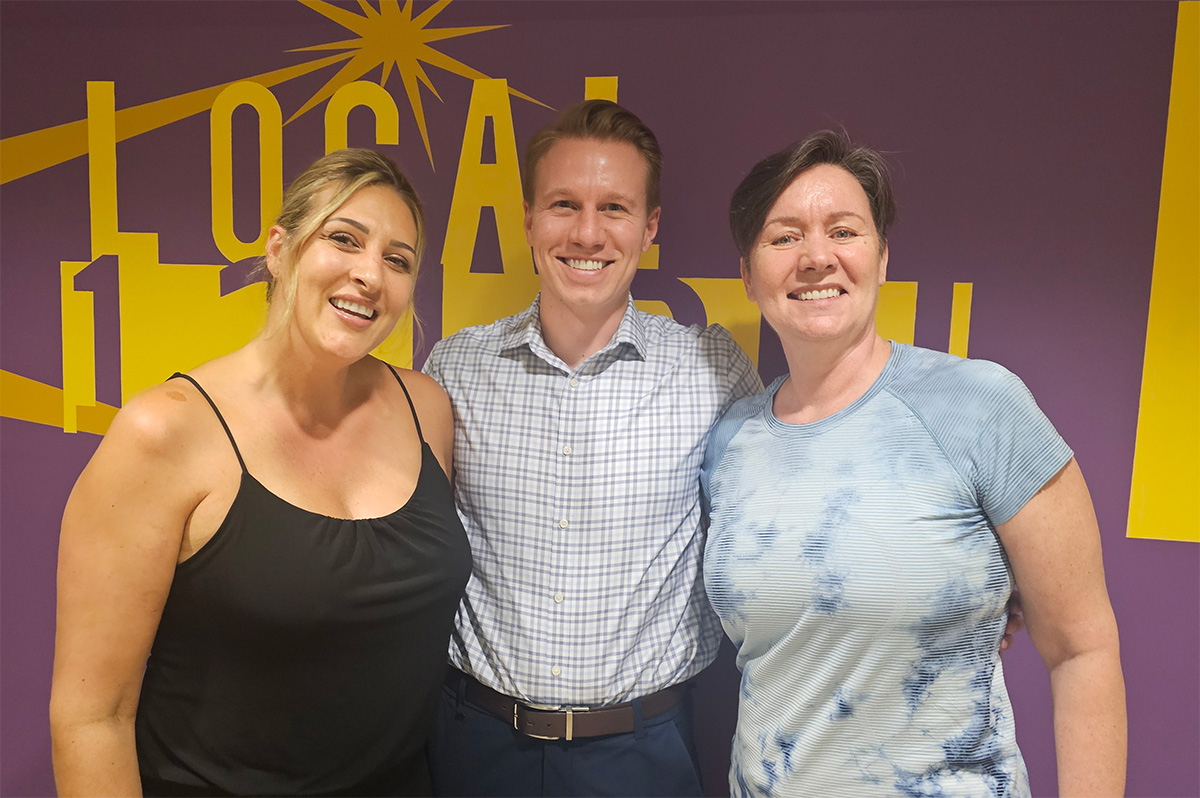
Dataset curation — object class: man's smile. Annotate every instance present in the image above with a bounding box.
[561,257,611,272]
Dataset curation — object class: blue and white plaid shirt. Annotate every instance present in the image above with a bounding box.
[424,295,762,707]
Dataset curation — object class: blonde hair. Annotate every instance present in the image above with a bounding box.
[258,149,425,333]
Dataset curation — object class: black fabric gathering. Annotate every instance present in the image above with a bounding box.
[135,369,472,797]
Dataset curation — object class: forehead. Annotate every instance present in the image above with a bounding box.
[533,137,650,205]
[768,163,871,219]
[328,184,416,232]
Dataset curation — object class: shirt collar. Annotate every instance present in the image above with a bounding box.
[499,294,649,369]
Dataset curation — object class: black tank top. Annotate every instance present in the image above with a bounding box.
[135,369,471,797]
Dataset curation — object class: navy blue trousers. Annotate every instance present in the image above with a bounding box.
[429,678,705,797]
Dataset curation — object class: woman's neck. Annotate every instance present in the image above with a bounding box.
[774,333,892,425]
[244,333,369,434]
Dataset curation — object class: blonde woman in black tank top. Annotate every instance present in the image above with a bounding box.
[51,150,471,797]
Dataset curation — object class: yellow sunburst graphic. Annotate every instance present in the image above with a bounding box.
[0,0,544,184]
[292,0,545,163]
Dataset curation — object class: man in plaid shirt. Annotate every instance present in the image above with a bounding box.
[425,100,762,797]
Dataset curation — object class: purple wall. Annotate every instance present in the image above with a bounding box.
[2,2,1196,796]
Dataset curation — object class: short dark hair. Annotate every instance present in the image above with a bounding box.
[523,99,663,210]
[729,130,895,262]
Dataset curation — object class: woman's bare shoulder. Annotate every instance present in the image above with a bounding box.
[374,362,454,472]
[100,352,250,475]
[103,379,215,457]
[384,366,451,420]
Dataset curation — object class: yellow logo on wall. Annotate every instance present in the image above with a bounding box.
[0,0,943,439]
[1,0,1191,542]
[4,0,955,436]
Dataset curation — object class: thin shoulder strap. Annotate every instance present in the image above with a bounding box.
[386,365,425,444]
[169,372,248,473]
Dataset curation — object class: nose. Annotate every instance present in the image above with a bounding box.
[350,253,384,294]
[797,236,836,272]
[569,208,603,249]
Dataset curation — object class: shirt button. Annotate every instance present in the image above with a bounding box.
[562,444,572,455]
[559,519,569,529]
[551,665,562,677]
[553,593,564,604]
[569,378,579,388]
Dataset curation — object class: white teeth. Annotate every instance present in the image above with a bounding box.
[565,258,606,271]
[797,288,841,301]
[331,298,376,319]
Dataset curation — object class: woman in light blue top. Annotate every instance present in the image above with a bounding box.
[702,132,1125,797]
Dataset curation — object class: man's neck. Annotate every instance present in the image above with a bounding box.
[538,294,629,370]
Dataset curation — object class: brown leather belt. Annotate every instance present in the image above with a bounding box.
[444,669,685,741]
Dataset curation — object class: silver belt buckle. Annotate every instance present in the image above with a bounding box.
[515,701,561,740]
[564,706,589,741]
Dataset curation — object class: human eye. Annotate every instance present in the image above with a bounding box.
[385,254,412,273]
[326,230,360,248]
[831,226,866,243]
[770,232,798,246]
[601,202,627,213]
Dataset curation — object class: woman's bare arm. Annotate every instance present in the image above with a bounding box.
[997,458,1126,797]
[50,387,209,797]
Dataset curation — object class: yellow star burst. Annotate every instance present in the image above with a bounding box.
[292,0,547,165]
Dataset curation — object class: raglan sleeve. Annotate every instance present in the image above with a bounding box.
[956,361,1075,526]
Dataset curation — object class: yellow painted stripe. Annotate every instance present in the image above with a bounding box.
[948,282,973,358]
[1,370,118,436]
[1127,1,1199,543]
[875,281,918,345]
[0,55,347,185]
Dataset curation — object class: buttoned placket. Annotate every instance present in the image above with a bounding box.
[548,367,585,682]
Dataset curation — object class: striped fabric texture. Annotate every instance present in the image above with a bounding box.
[425,295,762,706]
[702,343,1072,798]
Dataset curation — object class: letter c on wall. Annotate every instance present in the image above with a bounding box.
[325,81,400,152]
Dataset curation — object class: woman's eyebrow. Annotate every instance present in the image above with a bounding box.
[329,216,415,253]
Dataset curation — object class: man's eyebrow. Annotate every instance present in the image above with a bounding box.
[328,216,416,253]
[541,189,640,206]
[605,194,640,208]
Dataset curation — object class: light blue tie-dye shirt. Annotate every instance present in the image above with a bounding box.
[702,343,1073,798]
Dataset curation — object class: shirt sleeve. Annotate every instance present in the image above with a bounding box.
[422,338,446,384]
[971,364,1074,525]
[907,357,1074,527]
[705,324,765,413]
